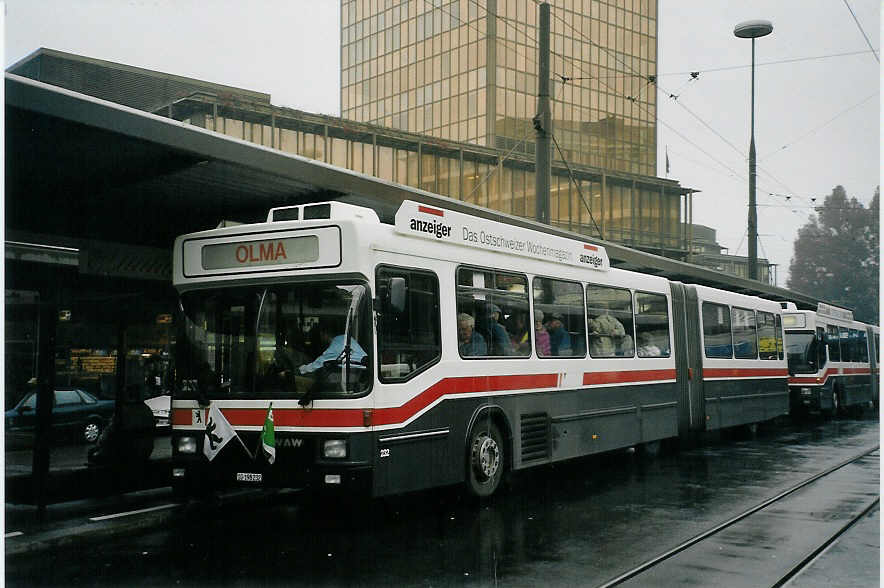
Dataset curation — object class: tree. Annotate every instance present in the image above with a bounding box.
[788,185,879,324]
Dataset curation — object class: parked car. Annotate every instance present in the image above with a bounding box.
[5,388,115,444]
[143,394,170,427]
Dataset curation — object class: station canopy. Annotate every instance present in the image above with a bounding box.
[6,72,824,308]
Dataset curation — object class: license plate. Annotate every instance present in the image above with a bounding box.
[236,472,263,482]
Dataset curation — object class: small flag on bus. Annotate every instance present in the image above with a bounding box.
[261,404,276,464]
[203,404,237,462]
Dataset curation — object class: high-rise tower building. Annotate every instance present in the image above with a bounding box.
[340,0,657,176]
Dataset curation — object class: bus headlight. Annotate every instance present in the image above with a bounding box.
[323,439,348,459]
[177,436,198,454]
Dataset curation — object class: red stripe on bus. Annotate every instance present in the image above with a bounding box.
[788,368,836,385]
[583,243,598,251]
[789,367,872,385]
[703,368,788,379]
[373,373,559,426]
[171,373,559,428]
[418,205,444,217]
[582,369,676,386]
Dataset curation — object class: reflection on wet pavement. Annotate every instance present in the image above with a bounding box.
[7,416,879,587]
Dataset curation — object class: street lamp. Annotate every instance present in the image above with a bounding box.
[734,19,773,281]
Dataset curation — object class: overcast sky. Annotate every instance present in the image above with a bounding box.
[5,0,880,287]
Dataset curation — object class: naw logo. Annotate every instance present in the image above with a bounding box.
[277,438,305,448]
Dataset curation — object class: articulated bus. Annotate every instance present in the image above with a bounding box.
[783,303,879,415]
[170,200,790,499]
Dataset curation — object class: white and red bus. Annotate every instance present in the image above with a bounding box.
[170,200,789,498]
[783,303,879,415]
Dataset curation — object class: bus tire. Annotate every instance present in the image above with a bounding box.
[466,421,505,498]
[831,387,841,417]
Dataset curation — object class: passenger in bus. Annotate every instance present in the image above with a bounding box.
[298,321,367,374]
[637,332,662,358]
[534,310,551,356]
[487,304,513,356]
[547,313,572,356]
[588,313,627,357]
[509,312,531,354]
[457,313,487,356]
[617,334,635,357]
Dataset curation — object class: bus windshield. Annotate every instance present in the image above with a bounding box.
[177,281,373,401]
[785,331,817,375]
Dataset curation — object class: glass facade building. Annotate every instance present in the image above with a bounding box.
[166,93,690,254]
[340,0,657,176]
[338,0,671,252]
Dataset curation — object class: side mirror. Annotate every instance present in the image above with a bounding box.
[388,277,406,314]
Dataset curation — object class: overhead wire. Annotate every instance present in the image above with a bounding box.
[759,91,878,161]
[445,0,611,232]
[473,2,732,183]
[440,1,865,228]
[658,49,878,77]
[540,3,847,211]
[531,6,753,187]
[842,0,880,63]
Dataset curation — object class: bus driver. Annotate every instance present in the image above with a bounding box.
[299,321,367,374]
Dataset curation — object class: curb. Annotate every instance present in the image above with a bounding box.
[5,502,182,557]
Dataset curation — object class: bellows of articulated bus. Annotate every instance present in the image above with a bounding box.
[267,202,380,224]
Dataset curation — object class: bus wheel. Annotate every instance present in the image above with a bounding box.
[831,389,841,417]
[467,421,504,498]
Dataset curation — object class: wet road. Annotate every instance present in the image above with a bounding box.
[6,416,879,587]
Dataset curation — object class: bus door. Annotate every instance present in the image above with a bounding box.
[670,283,705,435]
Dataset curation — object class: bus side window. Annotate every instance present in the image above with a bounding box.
[775,314,784,360]
[586,284,633,358]
[703,302,732,358]
[456,266,530,358]
[635,292,670,358]
[376,267,441,381]
[533,277,586,358]
[840,327,850,362]
[732,307,757,359]
[757,311,777,360]
[826,325,841,362]
[816,327,827,368]
[847,328,861,363]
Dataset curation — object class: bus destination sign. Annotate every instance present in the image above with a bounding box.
[181,226,341,277]
[202,236,319,270]
[394,200,609,271]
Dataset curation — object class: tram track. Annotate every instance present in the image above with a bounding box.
[597,444,880,588]
[773,496,879,587]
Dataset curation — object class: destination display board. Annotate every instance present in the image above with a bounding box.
[394,200,609,271]
[816,303,853,321]
[181,227,340,277]
[202,236,319,270]
[782,314,806,329]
